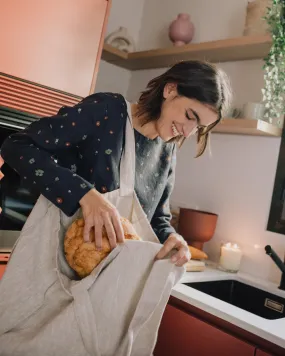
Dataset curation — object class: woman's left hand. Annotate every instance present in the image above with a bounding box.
[155,233,191,267]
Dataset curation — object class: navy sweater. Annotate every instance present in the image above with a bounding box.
[1,92,176,243]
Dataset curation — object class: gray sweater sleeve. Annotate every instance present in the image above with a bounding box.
[150,145,177,243]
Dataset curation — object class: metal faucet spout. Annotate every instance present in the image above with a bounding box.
[265,245,285,291]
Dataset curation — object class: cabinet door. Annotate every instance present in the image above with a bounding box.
[154,304,255,356]
[0,265,7,279]
[0,254,9,279]
[0,0,109,97]
[256,350,273,356]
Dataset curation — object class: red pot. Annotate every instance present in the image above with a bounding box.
[177,208,218,250]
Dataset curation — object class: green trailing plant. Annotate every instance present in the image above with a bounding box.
[262,0,285,125]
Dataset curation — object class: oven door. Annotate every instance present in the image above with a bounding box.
[0,122,39,249]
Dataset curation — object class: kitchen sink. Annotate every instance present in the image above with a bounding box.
[184,279,285,320]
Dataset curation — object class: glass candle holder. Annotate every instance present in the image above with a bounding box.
[219,242,243,273]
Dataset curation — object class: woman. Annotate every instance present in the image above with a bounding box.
[1,60,231,267]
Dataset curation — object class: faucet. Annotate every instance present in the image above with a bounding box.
[265,245,285,291]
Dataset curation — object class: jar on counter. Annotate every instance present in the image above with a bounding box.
[219,242,243,273]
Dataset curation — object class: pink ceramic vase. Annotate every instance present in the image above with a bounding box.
[169,13,195,46]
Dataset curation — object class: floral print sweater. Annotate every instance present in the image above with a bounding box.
[1,92,176,243]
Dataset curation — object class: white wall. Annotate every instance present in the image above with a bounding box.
[95,61,131,97]
[137,0,248,50]
[95,0,145,97]
[173,134,282,284]
[127,0,285,285]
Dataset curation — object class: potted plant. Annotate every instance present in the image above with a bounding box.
[262,0,285,126]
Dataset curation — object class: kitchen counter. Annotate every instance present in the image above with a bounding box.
[171,265,285,349]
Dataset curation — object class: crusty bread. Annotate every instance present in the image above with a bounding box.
[188,245,208,260]
[64,217,141,278]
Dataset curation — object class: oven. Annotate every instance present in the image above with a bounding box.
[0,106,40,250]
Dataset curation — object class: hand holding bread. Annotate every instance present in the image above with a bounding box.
[79,188,125,250]
[64,217,141,278]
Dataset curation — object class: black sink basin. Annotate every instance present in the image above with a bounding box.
[184,279,285,320]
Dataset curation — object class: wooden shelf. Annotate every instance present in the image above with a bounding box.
[213,119,282,137]
[102,35,272,70]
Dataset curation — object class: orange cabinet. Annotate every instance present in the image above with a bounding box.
[0,265,6,280]
[154,304,255,356]
[0,253,9,279]
[0,0,110,97]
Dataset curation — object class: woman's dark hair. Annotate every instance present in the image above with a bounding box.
[136,60,232,157]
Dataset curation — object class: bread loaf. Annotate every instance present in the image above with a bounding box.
[188,245,208,260]
[64,217,141,278]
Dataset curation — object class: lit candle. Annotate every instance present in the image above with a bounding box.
[219,242,243,272]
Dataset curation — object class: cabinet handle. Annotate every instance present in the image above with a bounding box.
[0,120,25,130]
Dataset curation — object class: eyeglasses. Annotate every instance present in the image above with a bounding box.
[197,117,221,137]
[177,116,221,149]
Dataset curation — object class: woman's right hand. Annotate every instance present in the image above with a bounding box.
[79,188,124,250]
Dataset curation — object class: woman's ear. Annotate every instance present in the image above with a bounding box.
[163,83,177,99]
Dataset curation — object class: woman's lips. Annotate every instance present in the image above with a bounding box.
[171,122,180,137]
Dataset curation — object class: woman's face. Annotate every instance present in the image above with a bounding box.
[156,83,219,142]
